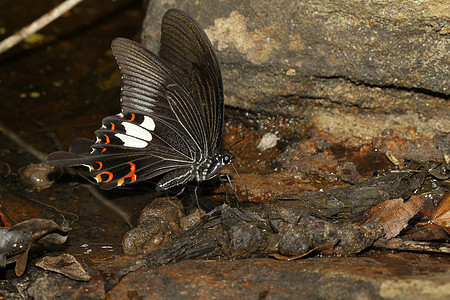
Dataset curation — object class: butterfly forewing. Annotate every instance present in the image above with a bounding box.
[159,9,224,151]
[112,38,209,156]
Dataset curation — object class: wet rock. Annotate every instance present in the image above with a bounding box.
[0,267,105,299]
[19,163,56,191]
[122,197,184,255]
[257,132,279,151]
[277,226,309,256]
[119,203,383,279]
[108,254,450,300]
[179,208,205,231]
[219,222,265,258]
[123,198,207,255]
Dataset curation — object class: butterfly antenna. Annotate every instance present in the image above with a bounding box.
[228,134,246,151]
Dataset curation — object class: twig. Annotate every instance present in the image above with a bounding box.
[0,120,132,227]
[25,196,79,221]
[0,121,47,162]
[83,184,132,228]
[0,0,85,55]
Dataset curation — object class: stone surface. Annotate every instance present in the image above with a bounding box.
[107,254,450,299]
[0,1,448,299]
[142,0,449,141]
[0,267,105,299]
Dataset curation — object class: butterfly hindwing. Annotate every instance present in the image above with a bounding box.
[86,111,197,189]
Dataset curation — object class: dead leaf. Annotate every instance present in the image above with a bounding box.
[0,207,13,228]
[430,193,450,228]
[0,218,70,276]
[11,247,30,277]
[36,253,91,281]
[363,196,426,239]
[403,226,450,241]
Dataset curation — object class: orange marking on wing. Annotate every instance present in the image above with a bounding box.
[104,134,110,144]
[96,171,113,183]
[118,162,137,185]
[128,113,135,121]
[101,147,107,153]
[92,161,103,171]
[110,122,115,130]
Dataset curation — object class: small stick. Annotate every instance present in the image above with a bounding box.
[0,121,47,162]
[0,0,85,55]
[83,184,132,228]
[0,121,133,227]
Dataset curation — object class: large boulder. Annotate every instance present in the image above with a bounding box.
[141,0,448,140]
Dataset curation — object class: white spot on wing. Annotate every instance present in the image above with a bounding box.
[141,116,155,131]
[122,122,152,141]
[115,133,148,148]
[82,164,92,171]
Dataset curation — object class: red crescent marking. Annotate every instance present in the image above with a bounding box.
[96,171,113,183]
[101,147,107,153]
[104,134,110,144]
[118,162,137,185]
[129,113,135,121]
[110,122,115,130]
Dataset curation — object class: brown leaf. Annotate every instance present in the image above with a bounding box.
[13,247,30,277]
[36,253,91,281]
[403,226,450,241]
[363,195,426,239]
[430,192,450,228]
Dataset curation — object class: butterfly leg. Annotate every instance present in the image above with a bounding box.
[193,184,201,209]
[174,185,186,198]
[219,173,239,206]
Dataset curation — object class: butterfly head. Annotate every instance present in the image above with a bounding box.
[196,151,232,182]
[221,153,233,166]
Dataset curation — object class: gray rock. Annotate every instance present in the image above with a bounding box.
[142,1,449,139]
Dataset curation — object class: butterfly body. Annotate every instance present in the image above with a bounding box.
[47,9,232,191]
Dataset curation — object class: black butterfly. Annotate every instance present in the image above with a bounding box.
[46,9,233,191]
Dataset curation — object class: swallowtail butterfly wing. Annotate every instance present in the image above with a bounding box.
[46,9,232,191]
